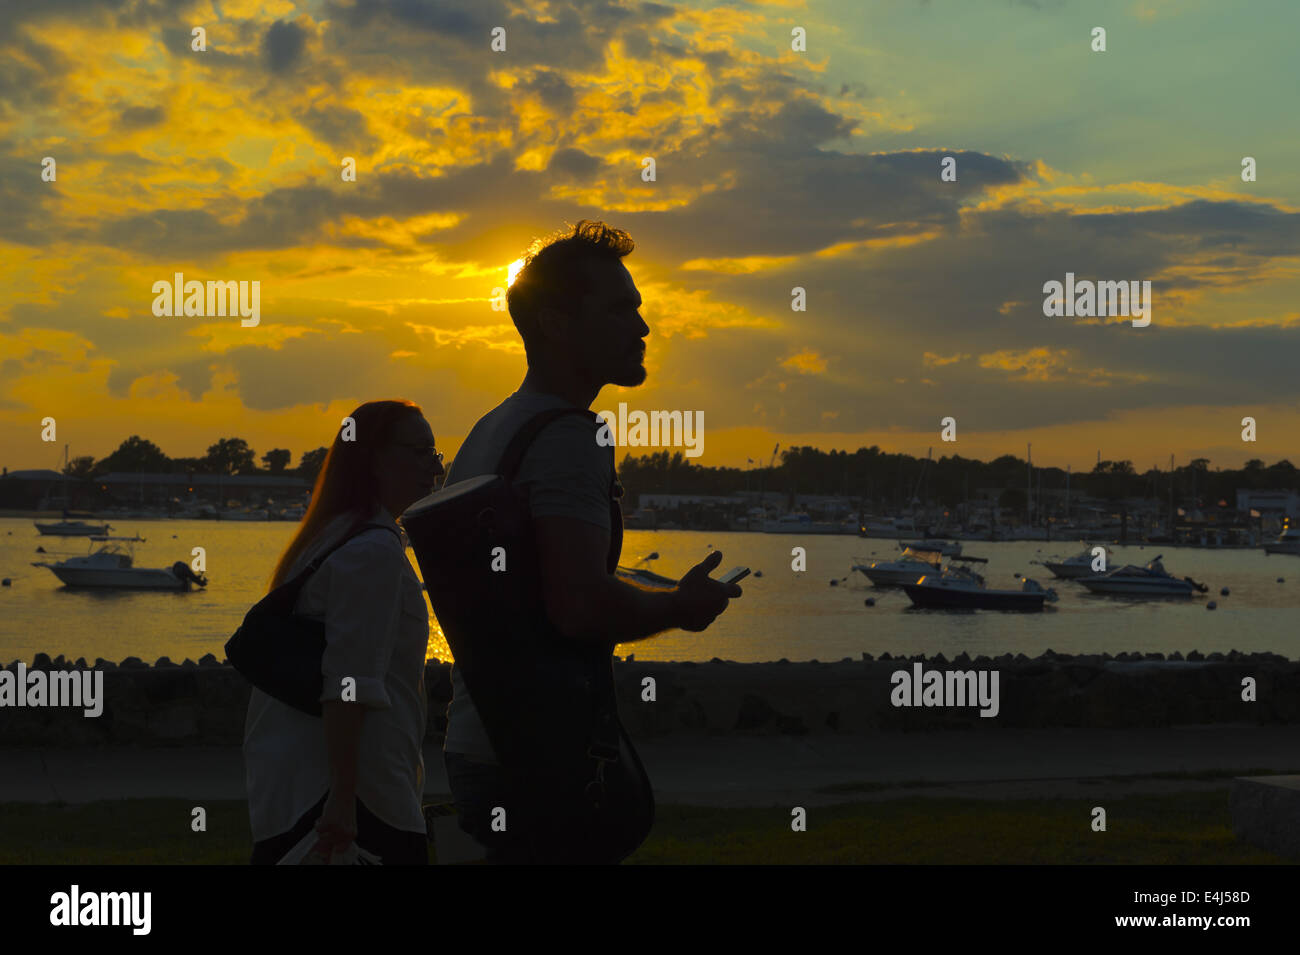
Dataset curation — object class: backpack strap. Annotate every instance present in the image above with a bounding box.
[496,406,623,574]
[496,406,602,480]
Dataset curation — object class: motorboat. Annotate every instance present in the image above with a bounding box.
[34,511,111,537]
[902,566,1057,611]
[859,517,916,538]
[852,546,944,587]
[1038,545,1113,579]
[903,538,962,557]
[1264,525,1300,556]
[1077,555,1206,597]
[32,536,208,591]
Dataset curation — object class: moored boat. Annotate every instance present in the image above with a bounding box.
[903,538,962,557]
[852,546,944,587]
[1039,544,1113,579]
[902,567,1056,611]
[1077,555,1206,597]
[1264,524,1300,556]
[34,510,111,537]
[32,537,208,591]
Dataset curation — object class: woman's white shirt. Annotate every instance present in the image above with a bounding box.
[243,510,429,839]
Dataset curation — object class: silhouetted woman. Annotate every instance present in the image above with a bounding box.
[244,399,444,864]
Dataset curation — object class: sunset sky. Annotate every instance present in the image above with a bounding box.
[2,0,1298,475]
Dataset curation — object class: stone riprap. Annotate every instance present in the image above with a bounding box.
[0,651,1293,746]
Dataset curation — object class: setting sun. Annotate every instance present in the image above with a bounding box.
[507,258,525,288]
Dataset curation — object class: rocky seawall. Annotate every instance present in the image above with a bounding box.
[1,650,1295,746]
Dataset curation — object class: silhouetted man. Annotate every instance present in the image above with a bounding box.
[441,220,741,862]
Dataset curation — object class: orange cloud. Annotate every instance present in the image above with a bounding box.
[922,351,969,367]
[407,322,524,354]
[781,349,827,374]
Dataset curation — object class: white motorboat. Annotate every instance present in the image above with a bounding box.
[1078,555,1206,597]
[852,546,945,587]
[1038,545,1113,579]
[1264,525,1300,556]
[32,537,208,591]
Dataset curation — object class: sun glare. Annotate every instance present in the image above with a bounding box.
[507,257,525,287]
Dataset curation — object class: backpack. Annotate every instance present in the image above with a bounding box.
[402,407,655,863]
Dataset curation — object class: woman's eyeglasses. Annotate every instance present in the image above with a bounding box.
[392,443,444,464]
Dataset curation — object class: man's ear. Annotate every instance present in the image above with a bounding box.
[534,305,572,345]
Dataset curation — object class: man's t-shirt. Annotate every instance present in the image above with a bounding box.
[441,389,613,765]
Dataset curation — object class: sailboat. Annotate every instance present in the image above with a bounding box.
[34,509,111,537]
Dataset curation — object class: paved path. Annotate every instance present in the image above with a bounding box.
[2,725,1296,807]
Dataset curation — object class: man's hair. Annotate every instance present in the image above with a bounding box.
[507,220,635,355]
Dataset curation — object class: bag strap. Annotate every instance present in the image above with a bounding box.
[496,405,623,572]
[275,520,401,603]
[496,405,601,480]
[493,405,631,774]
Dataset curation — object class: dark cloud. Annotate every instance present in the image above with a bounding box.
[263,20,307,73]
[0,33,69,111]
[641,192,1300,434]
[97,185,373,258]
[0,154,65,246]
[519,70,575,111]
[0,0,209,38]
[325,0,497,39]
[1075,200,1300,258]
[298,104,374,149]
[119,104,166,129]
[547,146,603,179]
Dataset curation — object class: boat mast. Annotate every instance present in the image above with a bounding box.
[1168,453,1175,538]
[1026,443,1033,528]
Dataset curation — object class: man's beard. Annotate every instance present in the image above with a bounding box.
[609,360,647,387]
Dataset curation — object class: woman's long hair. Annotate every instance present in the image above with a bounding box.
[270,399,423,590]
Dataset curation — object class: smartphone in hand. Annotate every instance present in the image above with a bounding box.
[719,566,750,585]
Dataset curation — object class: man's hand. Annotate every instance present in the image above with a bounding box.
[673,550,742,632]
[535,516,744,642]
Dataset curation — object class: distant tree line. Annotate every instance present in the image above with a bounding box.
[59,436,1298,511]
[616,446,1299,510]
[63,436,329,485]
